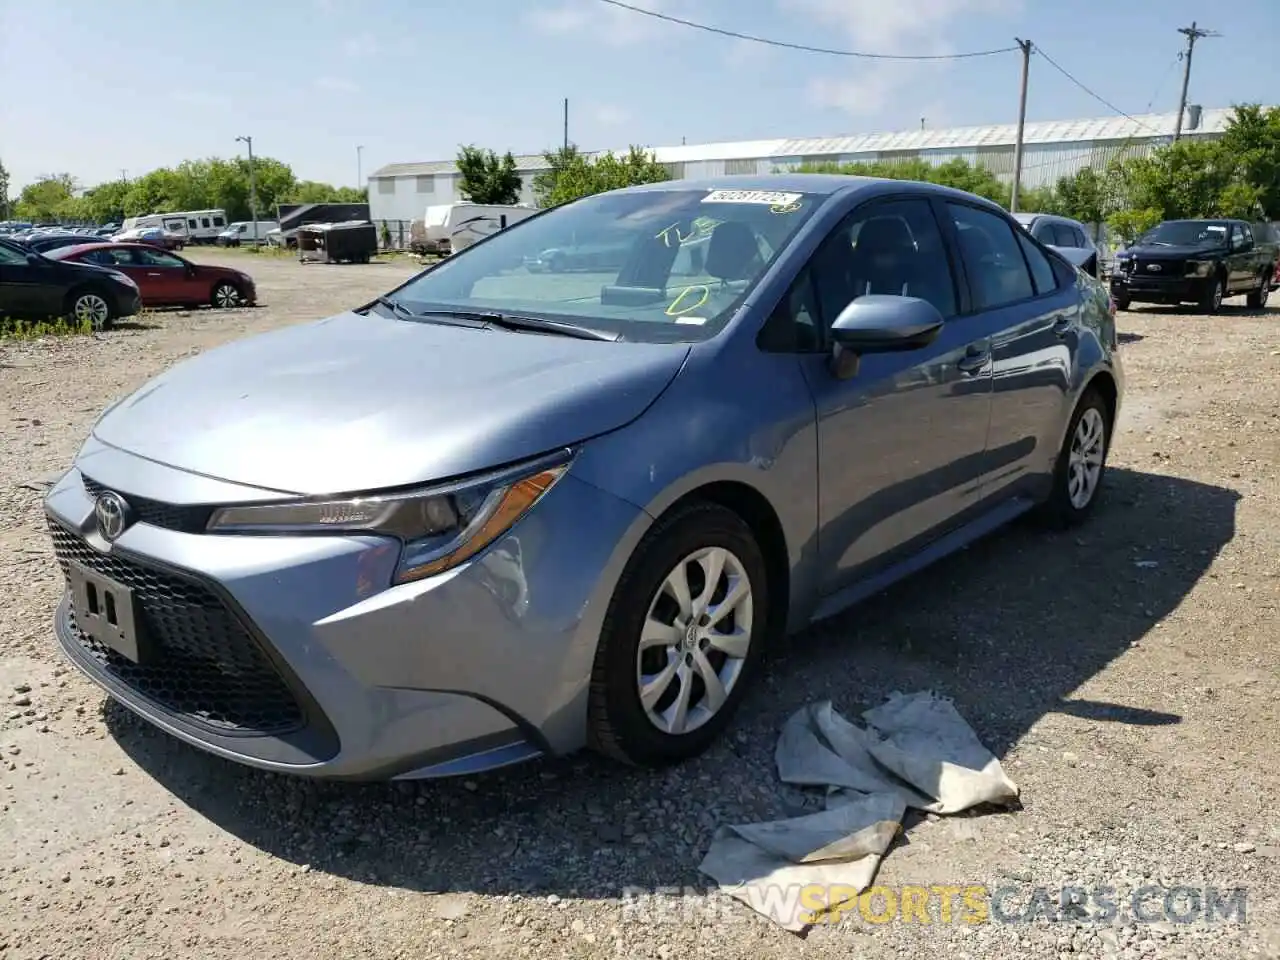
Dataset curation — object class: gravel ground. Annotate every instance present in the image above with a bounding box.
[2,252,1279,959]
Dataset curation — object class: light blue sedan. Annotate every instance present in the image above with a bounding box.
[45,175,1122,780]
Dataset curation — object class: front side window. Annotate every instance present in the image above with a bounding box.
[390,187,822,342]
[0,242,27,265]
[1015,231,1059,295]
[809,198,958,324]
[946,202,1035,310]
[134,248,185,268]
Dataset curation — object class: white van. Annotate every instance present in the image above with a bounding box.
[423,203,538,255]
[123,209,228,244]
[217,220,280,247]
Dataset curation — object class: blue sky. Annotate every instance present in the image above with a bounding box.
[1,0,1276,192]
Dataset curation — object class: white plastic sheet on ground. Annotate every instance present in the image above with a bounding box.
[698,691,1019,931]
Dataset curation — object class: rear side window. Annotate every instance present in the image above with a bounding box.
[1016,232,1059,295]
[946,203,1035,309]
[1051,224,1077,247]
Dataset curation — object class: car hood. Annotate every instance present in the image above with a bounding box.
[1123,243,1226,260]
[91,310,689,494]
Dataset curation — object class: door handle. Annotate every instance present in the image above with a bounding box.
[146,272,163,277]
[957,345,989,375]
[1052,314,1072,337]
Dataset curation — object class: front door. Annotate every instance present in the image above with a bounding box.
[794,196,995,595]
[0,244,63,317]
[129,247,193,303]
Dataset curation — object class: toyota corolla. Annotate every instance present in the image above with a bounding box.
[45,175,1122,780]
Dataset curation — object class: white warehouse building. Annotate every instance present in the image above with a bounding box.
[367,106,1237,224]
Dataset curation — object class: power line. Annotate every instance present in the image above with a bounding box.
[590,0,1020,60]
[1032,46,1163,135]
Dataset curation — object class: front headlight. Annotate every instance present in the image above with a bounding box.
[1185,260,1214,278]
[108,270,137,288]
[206,450,573,583]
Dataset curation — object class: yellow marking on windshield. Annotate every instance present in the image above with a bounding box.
[666,285,710,316]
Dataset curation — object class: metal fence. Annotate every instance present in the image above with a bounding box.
[372,219,415,251]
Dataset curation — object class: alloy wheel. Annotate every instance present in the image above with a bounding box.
[73,294,109,328]
[636,546,753,736]
[213,283,241,308]
[1067,407,1106,509]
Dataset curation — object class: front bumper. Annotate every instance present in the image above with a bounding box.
[1110,272,1210,305]
[45,447,643,779]
[115,286,143,318]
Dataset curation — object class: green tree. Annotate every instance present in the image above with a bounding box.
[286,180,367,204]
[0,157,10,219]
[538,145,670,207]
[1112,140,1241,221]
[81,179,132,224]
[794,157,1011,207]
[1048,167,1110,230]
[455,145,523,205]
[1217,103,1280,220]
[532,144,585,207]
[13,174,80,221]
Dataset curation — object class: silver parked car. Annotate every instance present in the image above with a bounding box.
[45,176,1123,780]
[1011,212,1101,277]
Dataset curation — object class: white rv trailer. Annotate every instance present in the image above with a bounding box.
[122,209,228,244]
[422,203,537,255]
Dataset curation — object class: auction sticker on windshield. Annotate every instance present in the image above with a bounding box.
[703,190,803,206]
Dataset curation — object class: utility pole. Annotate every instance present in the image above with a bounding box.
[119,169,128,183]
[1010,38,1032,213]
[356,145,364,189]
[1174,22,1215,142]
[236,135,259,244]
[563,98,569,151]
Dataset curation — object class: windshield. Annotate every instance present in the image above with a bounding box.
[1138,221,1229,248]
[390,187,822,342]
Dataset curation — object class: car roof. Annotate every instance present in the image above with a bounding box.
[615,173,1004,208]
[48,241,163,258]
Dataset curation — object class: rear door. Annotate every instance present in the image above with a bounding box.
[943,201,1079,502]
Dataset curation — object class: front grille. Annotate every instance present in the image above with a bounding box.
[49,521,305,735]
[1135,259,1184,276]
[81,475,213,534]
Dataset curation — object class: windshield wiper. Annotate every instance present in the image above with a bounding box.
[412,309,618,341]
[371,297,488,329]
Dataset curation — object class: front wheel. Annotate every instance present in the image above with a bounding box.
[588,502,770,767]
[1036,388,1111,529]
[1201,276,1225,313]
[211,282,243,308]
[1246,272,1271,309]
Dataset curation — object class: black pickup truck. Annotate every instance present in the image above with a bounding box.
[1110,219,1279,312]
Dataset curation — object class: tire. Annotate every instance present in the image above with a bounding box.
[65,287,114,331]
[1200,275,1225,313]
[587,502,770,767]
[1246,272,1271,309]
[1036,387,1112,529]
[211,281,243,309]
[1112,292,1130,312]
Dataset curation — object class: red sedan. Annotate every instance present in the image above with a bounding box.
[49,243,256,309]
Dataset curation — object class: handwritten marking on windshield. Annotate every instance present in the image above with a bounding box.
[666,285,710,317]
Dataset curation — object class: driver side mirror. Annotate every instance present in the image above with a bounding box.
[26,252,41,265]
[828,295,945,380]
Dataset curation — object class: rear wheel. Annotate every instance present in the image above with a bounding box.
[1112,292,1130,311]
[1036,388,1111,529]
[211,282,243,308]
[588,502,769,767]
[66,288,114,331]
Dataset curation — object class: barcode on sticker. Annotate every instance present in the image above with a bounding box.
[702,190,802,206]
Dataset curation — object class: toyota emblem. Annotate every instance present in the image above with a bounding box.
[94,491,133,542]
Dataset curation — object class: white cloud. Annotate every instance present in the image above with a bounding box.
[526,0,693,47]
[783,0,1019,119]
[342,32,378,58]
[592,104,630,126]
[314,76,359,93]
[169,90,230,108]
